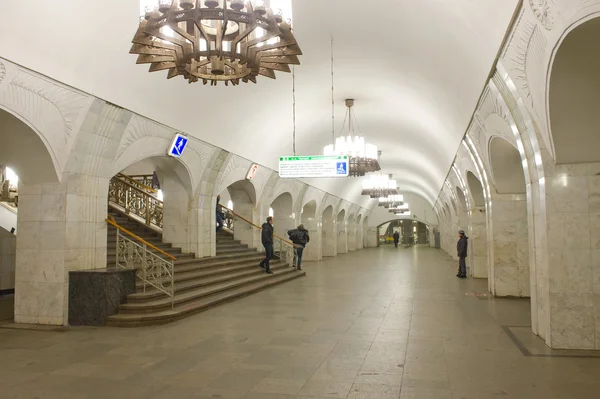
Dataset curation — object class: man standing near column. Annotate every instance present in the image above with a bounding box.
[457,230,468,279]
[259,216,274,275]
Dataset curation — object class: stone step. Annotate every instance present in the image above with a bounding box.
[129,261,288,302]
[215,246,255,255]
[106,269,305,327]
[172,253,266,272]
[173,251,263,266]
[118,266,300,314]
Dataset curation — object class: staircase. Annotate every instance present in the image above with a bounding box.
[105,208,305,327]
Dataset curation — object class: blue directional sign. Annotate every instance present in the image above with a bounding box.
[168,133,189,158]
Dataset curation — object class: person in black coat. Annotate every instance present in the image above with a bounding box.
[259,217,274,274]
[393,231,400,248]
[457,230,468,278]
[288,224,310,270]
[216,195,224,232]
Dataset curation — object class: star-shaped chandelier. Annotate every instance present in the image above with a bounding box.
[131,0,302,86]
[361,174,398,198]
[323,99,381,177]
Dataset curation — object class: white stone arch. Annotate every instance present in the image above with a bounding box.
[0,58,93,176]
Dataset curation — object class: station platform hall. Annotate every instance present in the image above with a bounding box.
[2,0,600,398]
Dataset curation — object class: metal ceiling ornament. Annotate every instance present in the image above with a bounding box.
[361,174,399,198]
[131,0,302,86]
[378,195,405,209]
[324,99,381,177]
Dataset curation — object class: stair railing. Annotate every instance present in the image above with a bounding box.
[124,174,160,191]
[108,175,163,229]
[106,215,175,308]
[219,204,299,268]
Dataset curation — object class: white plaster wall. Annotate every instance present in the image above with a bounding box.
[0,202,17,233]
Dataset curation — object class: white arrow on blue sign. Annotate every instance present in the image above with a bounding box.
[167,133,189,158]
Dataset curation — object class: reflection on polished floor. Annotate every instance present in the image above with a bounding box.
[1,246,599,399]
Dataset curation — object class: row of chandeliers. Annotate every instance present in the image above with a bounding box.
[131,1,407,215]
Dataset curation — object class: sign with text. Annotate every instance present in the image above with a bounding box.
[279,155,349,178]
[167,133,189,158]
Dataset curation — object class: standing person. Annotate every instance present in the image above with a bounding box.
[393,231,400,248]
[457,230,468,278]
[288,224,310,271]
[259,216,274,275]
[216,195,224,232]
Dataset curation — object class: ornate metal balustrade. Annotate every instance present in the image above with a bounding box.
[107,216,175,308]
[108,175,163,229]
[126,174,159,192]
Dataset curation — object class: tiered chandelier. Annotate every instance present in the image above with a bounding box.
[378,195,404,209]
[323,99,380,177]
[389,203,410,215]
[361,174,398,198]
[132,0,302,86]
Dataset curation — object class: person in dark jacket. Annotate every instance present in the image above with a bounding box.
[457,230,468,278]
[216,195,224,232]
[288,224,310,270]
[259,216,274,274]
[393,231,400,248]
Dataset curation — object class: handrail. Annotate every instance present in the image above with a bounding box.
[219,204,295,246]
[106,215,177,261]
[116,173,159,195]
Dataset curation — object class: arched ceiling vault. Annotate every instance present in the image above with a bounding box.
[0,0,520,207]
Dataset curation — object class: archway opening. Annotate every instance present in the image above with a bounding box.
[322,205,335,257]
[549,17,600,164]
[466,171,485,207]
[300,200,318,260]
[0,108,61,322]
[488,137,529,297]
[336,209,347,254]
[269,192,294,239]
[489,137,526,194]
[218,179,257,246]
[347,213,357,251]
[108,156,194,259]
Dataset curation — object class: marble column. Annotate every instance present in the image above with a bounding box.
[489,194,529,297]
[161,175,192,253]
[469,207,488,278]
[15,173,108,326]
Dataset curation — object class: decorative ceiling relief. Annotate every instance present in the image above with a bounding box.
[529,0,556,30]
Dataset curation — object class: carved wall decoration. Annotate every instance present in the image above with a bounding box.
[0,61,6,85]
[529,0,556,30]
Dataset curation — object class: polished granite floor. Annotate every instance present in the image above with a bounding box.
[1,246,600,399]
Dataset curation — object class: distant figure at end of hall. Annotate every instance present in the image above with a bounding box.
[393,231,400,248]
[457,230,468,279]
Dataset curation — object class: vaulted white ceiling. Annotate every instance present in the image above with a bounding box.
[0,0,519,209]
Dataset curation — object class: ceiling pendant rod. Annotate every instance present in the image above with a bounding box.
[292,65,297,156]
[331,35,335,146]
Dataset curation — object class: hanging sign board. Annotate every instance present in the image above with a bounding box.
[246,163,259,180]
[167,133,189,158]
[279,155,349,178]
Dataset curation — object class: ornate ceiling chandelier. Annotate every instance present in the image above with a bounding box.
[389,203,410,214]
[131,0,302,86]
[378,195,404,209]
[323,99,381,177]
[389,207,410,215]
[361,174,398,198]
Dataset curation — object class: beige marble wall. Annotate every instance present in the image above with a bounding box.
[0,227,16,291]
[542,162,600,349]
